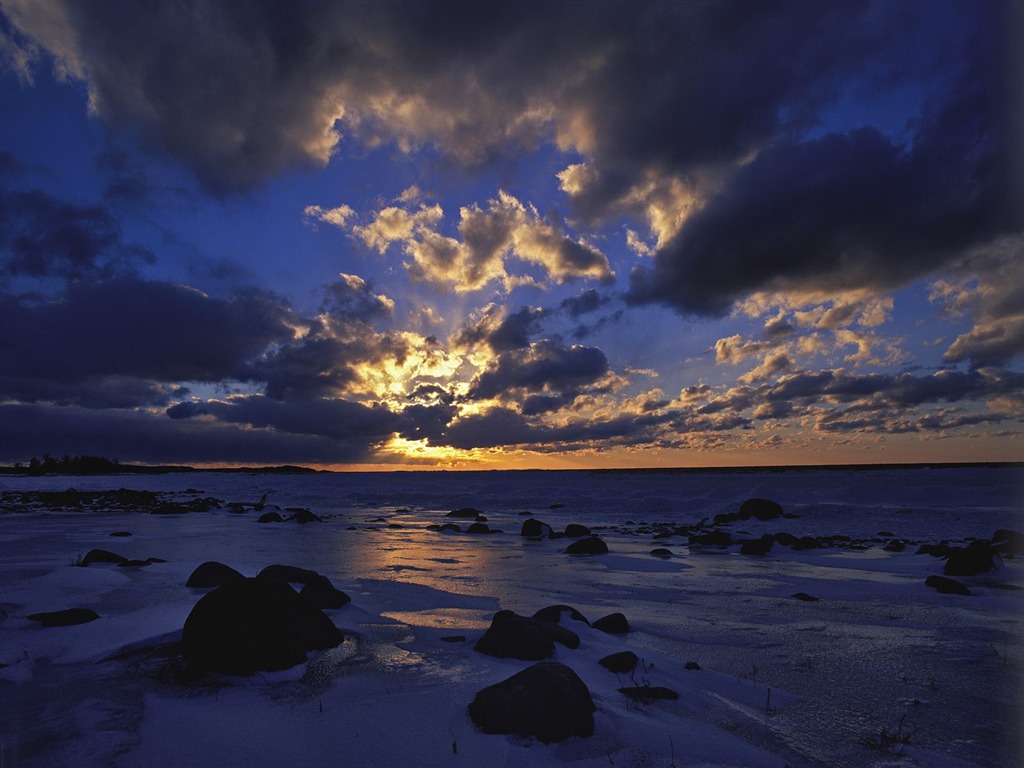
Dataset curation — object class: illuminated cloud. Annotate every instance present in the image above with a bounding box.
[350,191,612,292]
[303,204,355,230]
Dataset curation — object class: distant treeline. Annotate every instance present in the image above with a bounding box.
[0,454,317,476]
[12,455,125,476]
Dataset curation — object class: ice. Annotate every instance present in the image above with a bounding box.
[0,466,1021,767]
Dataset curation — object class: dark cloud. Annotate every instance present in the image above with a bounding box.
[6,0,995,208]
[486,307,546,352]
[467,340,609,402]
[453,305,546,353]
[440,406,669,451]
[0,402,374,465]
[0,374,175,409]
[0,187,155,281]
[171,395,403,445]
[629,18,1022,315]
[0,277,294,389]
[559,289,611,319]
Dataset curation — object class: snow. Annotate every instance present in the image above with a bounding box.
[1,466,1021,767]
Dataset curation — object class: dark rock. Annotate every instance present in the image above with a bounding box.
[468,661,595,743]
[566,536,608,555]
[883,541,906,552]
[650,548,673,558]
[689,530,732,547]
[289,509,323,524]
[738,498,784,521]
[521,518,553,537]
[773,532,798,546]
[109,531,132,538]
[533,605,591,626]
[792,592,819,602]
[945,540,998,576]
[619,685,679,702]
[187,561,246,588]
[81,549,128,566]
[145,557,167,564]
[181,577,344,675]
[592,612,629,634]
[447,507,483,518]
[599,650,638,673]
[549,503,565,509]
[993,529,1024,556]
[926,575,971,596]
[299,574,351,609]
[467,522,491,534]
[438,523,462,532]
[740,535,774,556]
[441,635,466,643]
[474,610,580,660]
[118,559,152,567]
[684,661,701,671]
[916,542,951,557]
[27,608,100,627]
[257,564,319,584]
[564,523,592,538]
[257,512,284,523]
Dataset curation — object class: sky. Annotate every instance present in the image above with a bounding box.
[0,0,1022,471]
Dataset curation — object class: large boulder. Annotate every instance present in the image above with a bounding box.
[80,549,128,566]
[288,508,323,524]
[468,662,595,743]
[925,575,971,596]
[592,612,630,634]
[187,561,246,588]
[944,541,998,576]
[182,578,344,675]
[521,518,553,538]
[739,498,784,521]
[474,610,580,660]
[564,523,592,538]
[566,536,608,555]
[447,507,483,519]
[599,650,638,673]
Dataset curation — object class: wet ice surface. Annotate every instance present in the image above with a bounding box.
[0,466,1022,767]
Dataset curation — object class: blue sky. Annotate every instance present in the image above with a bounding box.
[1,0,1021,469]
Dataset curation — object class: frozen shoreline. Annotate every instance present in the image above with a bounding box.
[1,467,1022,767]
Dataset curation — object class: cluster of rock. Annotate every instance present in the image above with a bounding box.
[917,528,1022,596]
[466,604,677,743]
[423,508,503,534]
[518,517,610,554]
[0,489,330,523]
[76,548,167,568]
[181,561,349,676]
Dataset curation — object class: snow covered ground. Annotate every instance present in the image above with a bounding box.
[1,466,1022,767]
